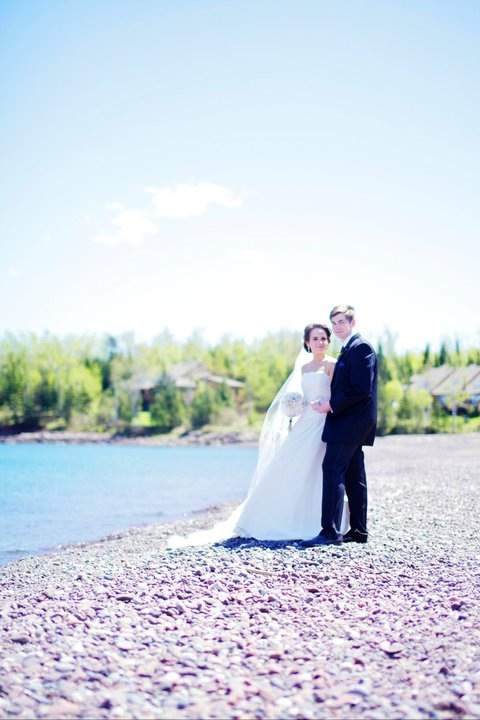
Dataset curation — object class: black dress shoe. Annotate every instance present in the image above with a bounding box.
[343,529,368,544]
[300,533,343,547]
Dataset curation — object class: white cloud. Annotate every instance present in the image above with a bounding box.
[7,267,19,278]
[93,208,158,247]
[93,182,243,248]
[146,182,244,219]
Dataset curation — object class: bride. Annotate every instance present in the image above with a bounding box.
[168,323,349,548]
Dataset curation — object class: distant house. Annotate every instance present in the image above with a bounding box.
[410,364,480,411]
[410,365,456,393]
[169,361,245,404]
[126,375,165,411]
[130,362,245,410]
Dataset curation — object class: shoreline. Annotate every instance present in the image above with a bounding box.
[0,503,232,570]
[0,428,259,447]
[1,434,479,718]
[1,427,478,448]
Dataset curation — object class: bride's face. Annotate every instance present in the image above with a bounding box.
[307,328,330,354]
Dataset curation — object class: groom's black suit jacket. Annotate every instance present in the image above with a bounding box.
[322,334,378,447]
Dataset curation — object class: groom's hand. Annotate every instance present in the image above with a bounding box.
[311,401,332,414]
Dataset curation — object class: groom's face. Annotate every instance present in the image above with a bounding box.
[331,313,355,342]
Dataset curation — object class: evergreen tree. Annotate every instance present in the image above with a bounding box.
[0,330,477,436]
[377,342,392,383]
[437,341,449,366]
[422,343,431,368]
[397,352,414,383]
[150,378,186,432]
[190,382,218,429]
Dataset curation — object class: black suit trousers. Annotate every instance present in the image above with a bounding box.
[321,442,368,538]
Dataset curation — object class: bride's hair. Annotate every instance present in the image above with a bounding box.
[303,323,331,352]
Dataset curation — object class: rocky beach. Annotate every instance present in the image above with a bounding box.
[0,429,259,447]
[0,433,479,719]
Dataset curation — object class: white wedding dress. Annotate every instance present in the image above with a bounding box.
[167,367,349,548]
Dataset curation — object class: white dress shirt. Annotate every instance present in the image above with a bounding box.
[341,330,356,349]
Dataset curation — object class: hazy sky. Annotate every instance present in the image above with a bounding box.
[1,0,479,351]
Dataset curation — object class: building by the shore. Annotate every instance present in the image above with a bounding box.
[410,364,480,411]
[130,361,245,410]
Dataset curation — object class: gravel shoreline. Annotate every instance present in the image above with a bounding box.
[1,434,479,719]
[0,429,259,447]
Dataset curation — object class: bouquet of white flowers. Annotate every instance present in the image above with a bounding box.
[280,392,305,427]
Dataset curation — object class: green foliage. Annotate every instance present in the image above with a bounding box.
[422,343,431,367]
[91,393,118,431]
[395,388,433,434]
[467,348,480,365]
[150,379,186,432]
[214,382,234,407]
[57,363,103,422]
[132,411,153,428]
[0,334,102,428]
[190,382,218,429]
[377,380,403,435]
[244,334,296,412]
[0,344,30,423]
[115,389,138,425]
[0,330,477,436]
[377,342,394,383]
[437,341,449,367]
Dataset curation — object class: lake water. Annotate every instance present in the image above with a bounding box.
[0,443,258,566]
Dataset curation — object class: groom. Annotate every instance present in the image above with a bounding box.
[302,304,378,546]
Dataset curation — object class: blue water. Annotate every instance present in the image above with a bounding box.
[0,443,257,566]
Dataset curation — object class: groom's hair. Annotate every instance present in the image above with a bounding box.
[329,304,355,322]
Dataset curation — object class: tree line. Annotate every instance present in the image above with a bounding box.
[0,331,478,436]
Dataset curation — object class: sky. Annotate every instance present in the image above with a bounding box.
[1,0,479,352]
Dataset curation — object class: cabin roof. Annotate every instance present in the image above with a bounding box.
[129,362,245,391]
[410,365,455,392]
[410,364,480,397]
[431,365,480,397]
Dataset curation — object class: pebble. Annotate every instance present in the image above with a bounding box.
[10,635,30,645]
[0,434,479,719]
[158,671,182,690]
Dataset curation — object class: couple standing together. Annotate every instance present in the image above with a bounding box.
[169,304,378,549]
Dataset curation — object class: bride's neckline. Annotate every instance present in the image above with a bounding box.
[302,356,334,375]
